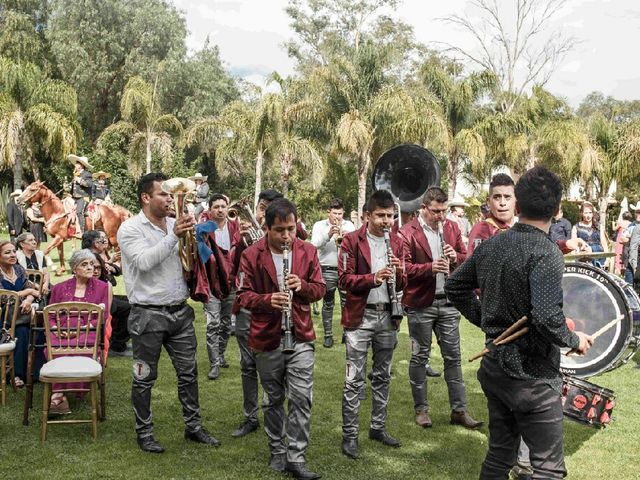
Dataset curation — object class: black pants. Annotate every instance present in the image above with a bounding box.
[477,356,566,480]
[74,197,87,231]
[110,294,131,352]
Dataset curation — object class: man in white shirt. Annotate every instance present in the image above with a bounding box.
[118,172,220,453]
[310,198,356,348]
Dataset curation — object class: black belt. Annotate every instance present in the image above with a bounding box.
[321,266,338,271]
[132,302,187,314]
[365,303,391,312]
[434,293,447,300]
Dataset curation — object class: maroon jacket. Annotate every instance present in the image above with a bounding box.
[236,236,325,352]
[401,217,466,309]
[338,225,406,328]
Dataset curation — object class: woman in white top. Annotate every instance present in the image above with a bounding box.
[14,232,50,298]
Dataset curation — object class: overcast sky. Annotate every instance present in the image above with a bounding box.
[171,0,640,107]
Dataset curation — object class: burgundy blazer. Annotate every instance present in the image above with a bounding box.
[338,225,406,328]
[236,237,325,352]
[401,217,466,309]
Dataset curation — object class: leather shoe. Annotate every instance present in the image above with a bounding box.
[219,356,229,368]
[207,364,220,380]
[425,365,441,377]
[231,418,259,437]
[184,428,221,446]
[137,435,165,453]
[341,438,359,459]
[368,428,401,448]
[415,409,433,428]
[323,336,334,348]
[284,461,322,480]
[269,453,286,473]
[450,410,483,430]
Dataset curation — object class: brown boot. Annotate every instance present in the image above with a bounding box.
[450,410,483,430]
[415,409,433,428]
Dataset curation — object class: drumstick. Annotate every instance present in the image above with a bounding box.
[494,327,529,345]
[565,314,624,356]
[469,316,528,362]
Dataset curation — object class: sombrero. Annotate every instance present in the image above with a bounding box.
[92,171,111,179]
[189,172,207,181]
[449,197,469,208]
[68,154,93,170]
[10,189,23,197]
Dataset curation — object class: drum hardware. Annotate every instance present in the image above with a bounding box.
[563,251,616,261]
[562,376,615,428]
[469,316,528,362]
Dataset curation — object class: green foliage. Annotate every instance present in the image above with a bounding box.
[0,184,9,232]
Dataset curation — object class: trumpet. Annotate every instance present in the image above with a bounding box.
[228,195,264,245]
[382,228,404,321]
[161,177,198,272]
[281,243,295,353]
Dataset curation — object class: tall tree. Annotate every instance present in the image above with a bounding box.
[0,56,78,188]
[97,75,182,176]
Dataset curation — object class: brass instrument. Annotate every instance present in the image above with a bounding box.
[161,177,197,272]
[281,243,295,353]
[228,195,264,245]
[334,219,344,246]
[382,228,404,321]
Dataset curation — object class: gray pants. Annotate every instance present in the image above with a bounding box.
[204,290,235,367]
[342,310,397,439]
[235,308,259,422]
[320,267,346,338]
[407,302,467,413]
[129,304,202,438]
[256,341,315,463]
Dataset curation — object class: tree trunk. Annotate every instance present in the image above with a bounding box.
[447,152,457,199]
[254,150,264,210]
[146,137,152,174]
[356,152,371,228]
[281,154,291,197]
[13,144,24,190]
[31,161,40,181]
[598,195,609,252]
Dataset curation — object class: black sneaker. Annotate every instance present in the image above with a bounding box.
[323,336,334,348]
[284,461,322,480]
[137,435,165,453]
[368,428,401,447]
[184,428,221,447]
[231,418,259,438]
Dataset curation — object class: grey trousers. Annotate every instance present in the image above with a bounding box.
[477,355,566,479]
[256,340,315,463]
[129,304,202,438]
[342,310,397,439]
[407,302,467,413]
[320,267,346,338]
[204,290,235,367]
[235,308,259,422]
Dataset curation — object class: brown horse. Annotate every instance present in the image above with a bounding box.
[17,181,132,275]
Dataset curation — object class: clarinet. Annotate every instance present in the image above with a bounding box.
[437,221,449,279]
[281,243,295,353]
[383,228,404,321]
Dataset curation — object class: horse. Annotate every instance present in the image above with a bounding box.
[17,181,132,275]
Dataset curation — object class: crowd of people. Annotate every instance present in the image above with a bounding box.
[4,165,638,480]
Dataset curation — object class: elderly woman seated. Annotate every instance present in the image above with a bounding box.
[15,232,51,298]
[0,240,40,388]
[47,249,110,414]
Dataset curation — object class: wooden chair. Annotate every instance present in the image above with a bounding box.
[40,302,104,441]
[0,289,19,406]
[25,269,44,292]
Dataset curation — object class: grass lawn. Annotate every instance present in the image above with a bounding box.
[1,236,638,479]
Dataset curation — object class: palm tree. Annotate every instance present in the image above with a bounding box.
[0,57,78,188]
[97,75,182,176]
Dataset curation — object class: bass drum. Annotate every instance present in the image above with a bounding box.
[560,263,638,378]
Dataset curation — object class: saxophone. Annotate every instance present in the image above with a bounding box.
[281,243,295,353]
[382,228,404,321]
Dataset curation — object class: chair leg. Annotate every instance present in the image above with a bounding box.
[90,381,98,440]
[1,356,6,406]
[41,383,51,442]
[100,373,106,421]
[9,355,16,392]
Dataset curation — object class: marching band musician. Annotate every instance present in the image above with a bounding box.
[236,198,325,480]
[310,198,356,348]
[445,167,593,479]
[338,190,406,460]
[401,187,483,430]
[118,173,220,453]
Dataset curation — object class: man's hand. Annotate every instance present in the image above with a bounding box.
[285,274,302,292]
[374,266,394,285]
[328,224,340,237]
[174,214,195,238]
[443,244,457,262]
[271,292,290,310]
[432,258,450,274]
[570,331,594,356]
[565,238,591,253]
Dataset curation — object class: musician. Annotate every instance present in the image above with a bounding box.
[255,189,309,241]
[401,187,482,430]
[237,198,325,479]
[91,171,112,205]
[190,173,210,219]
[310,198,356,348]
[467,174,516,256]
[338,189,406,460]
[445,167,593,479]
[69,154,94,234]
[201,193,239,379]
[117,172,220,453]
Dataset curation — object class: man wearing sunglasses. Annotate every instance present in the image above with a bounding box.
[401,187,482,430]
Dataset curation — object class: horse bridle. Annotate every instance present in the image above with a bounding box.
[21,184,63,208]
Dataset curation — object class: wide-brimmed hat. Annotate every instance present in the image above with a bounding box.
[630,203,640,212]
[189,172,207,182]
[449,197,469,208]
[68,154,93,170]
[10,188,23,197]
[92,170,111,180]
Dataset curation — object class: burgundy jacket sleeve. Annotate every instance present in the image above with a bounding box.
[338,233,377,293]
[236,249,274,313]
[448,221,467,267]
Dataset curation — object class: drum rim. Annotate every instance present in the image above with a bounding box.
[562,375,616,397]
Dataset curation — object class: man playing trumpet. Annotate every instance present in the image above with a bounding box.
[237,198,325,479]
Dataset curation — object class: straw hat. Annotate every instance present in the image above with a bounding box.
[449,197,469,208]
[92,171,111,180]
[189,172,207,182]
[10,188,23,197]
[68,154,93,170]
